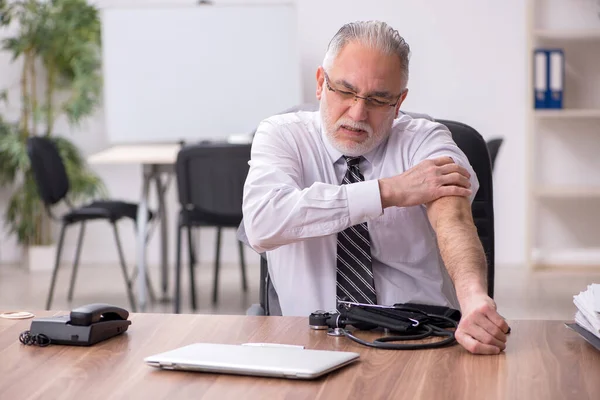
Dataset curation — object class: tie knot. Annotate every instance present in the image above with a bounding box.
[343,156,361,168]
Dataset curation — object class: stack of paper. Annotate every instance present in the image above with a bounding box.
[572,284,600,342]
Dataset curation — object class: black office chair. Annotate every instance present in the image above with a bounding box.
[26,137,155,311]
[486,138,503,171]
[174,142,251,313]
[241,117,495,316]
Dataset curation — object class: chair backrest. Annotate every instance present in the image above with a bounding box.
[486,138,503,171]
[176,142,251,225]
[26,136,69,206]
[437,119,495,298]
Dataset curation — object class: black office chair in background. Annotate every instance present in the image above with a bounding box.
[486,138,503,171]
[241,116,496,316]
[174,142,251,313]
[27,137,155,311]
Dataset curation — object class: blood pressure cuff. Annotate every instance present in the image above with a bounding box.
[339,302,461,332]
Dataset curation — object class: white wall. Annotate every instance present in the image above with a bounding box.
[0,0,527,268]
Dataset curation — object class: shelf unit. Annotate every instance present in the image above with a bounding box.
[533,29,600,40]
[535,186,600,199]
[526,0,600,269]
[534,109,600,118]
[531,248,600,269]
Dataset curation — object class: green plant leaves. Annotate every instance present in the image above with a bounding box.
[0,0,17,27]
[0,120,28,184]
[5,173,47,246]
[2,0,102,127]
[0,0,105,245]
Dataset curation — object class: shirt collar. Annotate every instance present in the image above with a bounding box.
[318,112,388,166]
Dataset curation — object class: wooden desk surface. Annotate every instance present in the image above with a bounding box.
[1,312,599,400]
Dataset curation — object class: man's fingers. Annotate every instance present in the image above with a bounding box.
[437,186,472,198]
[484,308,510,334]
[432,156,455,166]
[455,330,501,355]
[440,172,471,188]
[463,323,506,350]
[438,163,471,179]
[475,314,508,343]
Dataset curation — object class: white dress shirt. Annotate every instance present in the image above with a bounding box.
[243,111,479,316]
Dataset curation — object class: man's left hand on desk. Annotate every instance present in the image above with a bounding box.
[455,292,510,355]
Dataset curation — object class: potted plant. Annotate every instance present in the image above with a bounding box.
[0,0,105,271]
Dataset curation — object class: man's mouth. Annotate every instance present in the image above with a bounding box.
[340,125,366,134]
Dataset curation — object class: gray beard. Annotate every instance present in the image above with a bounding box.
[319,97,393,157]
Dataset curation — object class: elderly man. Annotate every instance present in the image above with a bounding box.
[242,21,509,355]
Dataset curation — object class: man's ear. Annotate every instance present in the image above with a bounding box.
[394,88,409,118]
[316,67,325,100]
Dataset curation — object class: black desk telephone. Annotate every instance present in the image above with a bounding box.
[21,304,131,346]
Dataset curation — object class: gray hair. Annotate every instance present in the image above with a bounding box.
[323,21,411,88]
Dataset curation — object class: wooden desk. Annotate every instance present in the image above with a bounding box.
[1,313,599,399]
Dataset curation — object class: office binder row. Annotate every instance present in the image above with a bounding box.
[534,49,564,109]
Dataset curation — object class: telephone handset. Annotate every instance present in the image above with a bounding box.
[69,303,129,326]
[23,303,132,346]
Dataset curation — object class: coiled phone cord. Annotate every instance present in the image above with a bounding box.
[19,330,51,347]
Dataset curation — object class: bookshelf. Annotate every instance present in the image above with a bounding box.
[527,0,600,269]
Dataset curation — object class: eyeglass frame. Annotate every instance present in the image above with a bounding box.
[323,71,405,110]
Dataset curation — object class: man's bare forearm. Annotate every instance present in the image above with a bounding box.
[428,197,508,355]
[427,197,487,302]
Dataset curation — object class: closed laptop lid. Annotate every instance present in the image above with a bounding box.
[144,343,360,380]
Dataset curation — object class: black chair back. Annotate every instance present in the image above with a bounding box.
[486,138,503,171]
[176,142,251,226]
[438,119,495,298]
[26,136,69,206]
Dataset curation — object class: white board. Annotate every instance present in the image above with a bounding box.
[101,3,302,143]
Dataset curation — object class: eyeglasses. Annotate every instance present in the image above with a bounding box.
[324,71,404,111]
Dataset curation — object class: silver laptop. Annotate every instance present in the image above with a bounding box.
[144,343,360,380]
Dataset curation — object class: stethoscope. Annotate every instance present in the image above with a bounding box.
[308,301,458,350]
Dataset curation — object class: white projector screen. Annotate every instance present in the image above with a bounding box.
[101,4,302,144]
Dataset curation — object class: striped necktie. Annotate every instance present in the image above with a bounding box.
[336,156,377,306]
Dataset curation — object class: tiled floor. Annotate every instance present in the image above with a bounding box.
[1,260,599,320]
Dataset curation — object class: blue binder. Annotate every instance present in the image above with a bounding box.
[547,49,564,109]
[533,49,549,109]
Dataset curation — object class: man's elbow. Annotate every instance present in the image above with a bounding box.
[244,215,279,253]
[246,233,272,254]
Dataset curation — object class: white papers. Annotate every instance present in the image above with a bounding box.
[573,284,600,339]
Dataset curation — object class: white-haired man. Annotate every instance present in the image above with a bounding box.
[243,21,509,355]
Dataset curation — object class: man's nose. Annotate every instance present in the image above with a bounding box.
[346,97,368,121]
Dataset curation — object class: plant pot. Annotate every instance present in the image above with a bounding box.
[27,245,57,272]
